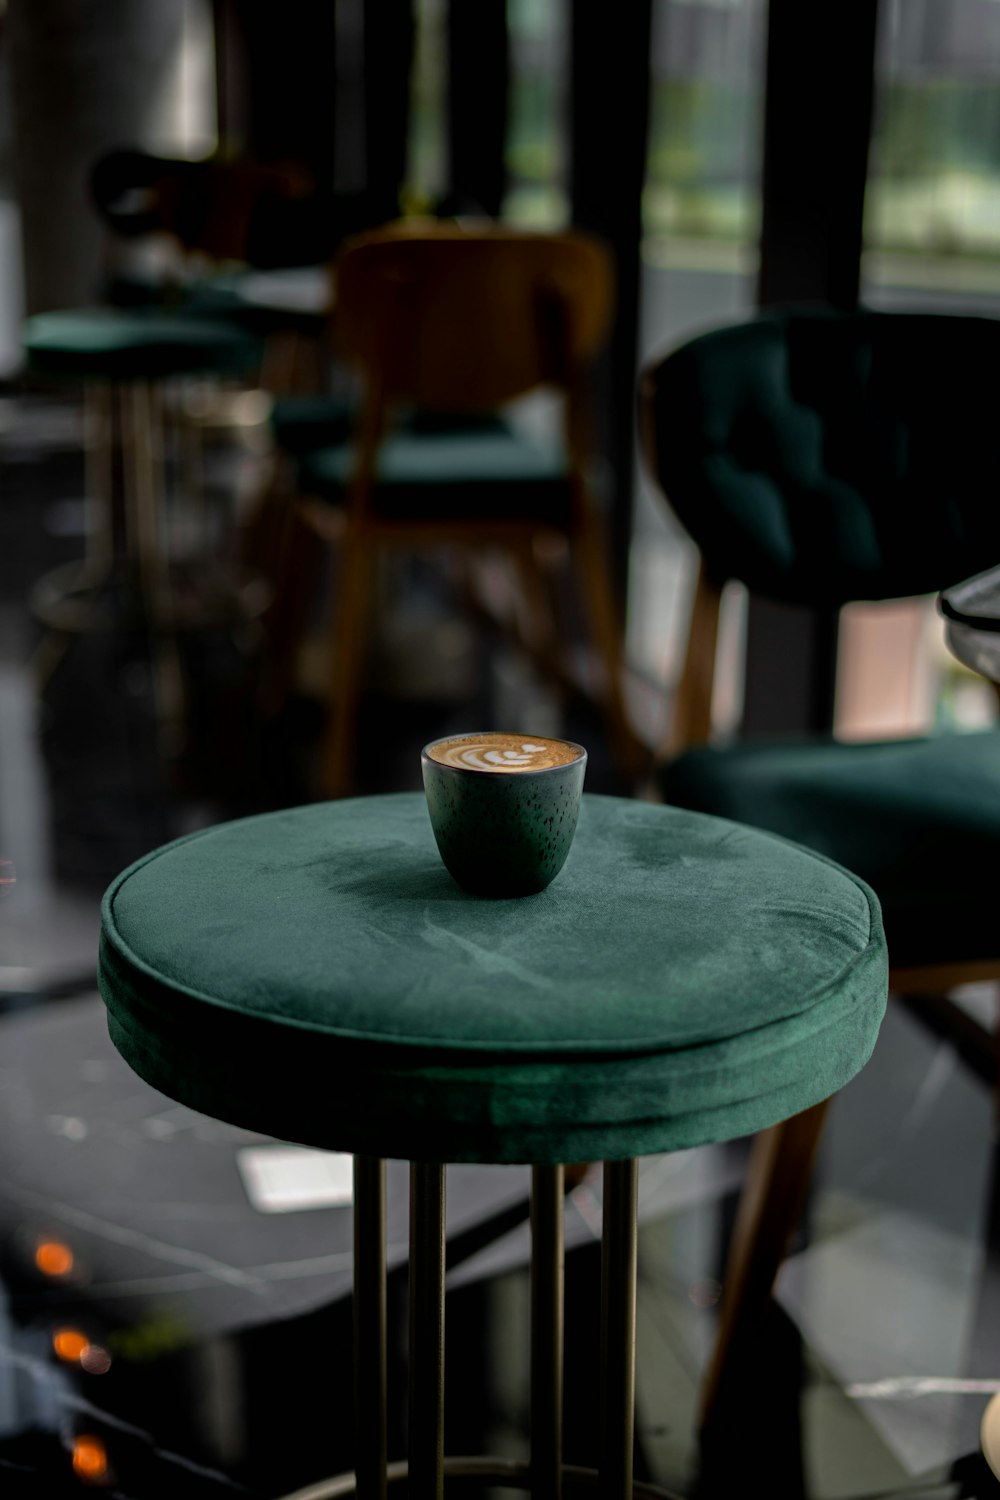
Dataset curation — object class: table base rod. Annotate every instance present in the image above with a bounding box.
[353,1157,387,1500]
[409,1162,446,1500]
[127,380,166,607]
[83,379,114,567]
[600,1159,638,1500]
[279,1456,684,1500]
[530,1164,564,1500]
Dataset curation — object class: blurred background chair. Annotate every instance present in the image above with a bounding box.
[638,305,1000,1423]
[270,221,643,797]
[16,151,404,757]
[89,148,398,396]
[22,308,264,747]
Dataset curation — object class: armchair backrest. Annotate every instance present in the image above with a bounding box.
[640,309,1000,606]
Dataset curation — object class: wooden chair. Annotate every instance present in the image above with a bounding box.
[638,307,1000,1427]
[280,222,643,796]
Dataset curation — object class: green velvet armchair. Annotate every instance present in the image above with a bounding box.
[639,307,1000,1421]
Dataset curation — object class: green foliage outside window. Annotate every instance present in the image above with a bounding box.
[867,80,1000,259]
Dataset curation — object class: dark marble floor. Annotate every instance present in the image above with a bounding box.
[1,387,999,1498]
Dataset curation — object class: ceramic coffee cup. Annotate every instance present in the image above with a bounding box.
[421,732,587,897]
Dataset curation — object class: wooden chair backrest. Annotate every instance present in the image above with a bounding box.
[333,223,614,410]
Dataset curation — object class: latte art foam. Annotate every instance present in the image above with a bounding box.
[427,733,583,773]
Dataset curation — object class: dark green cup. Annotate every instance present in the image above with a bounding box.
[421,732,587,897]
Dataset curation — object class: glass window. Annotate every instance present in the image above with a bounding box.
[407,0,447,213]
[644,0,764,253]
[864,0,1000,309]
[503,0,569,227]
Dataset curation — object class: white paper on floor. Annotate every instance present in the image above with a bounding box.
[236,1146,354,1213]
[776,1205,989,1476]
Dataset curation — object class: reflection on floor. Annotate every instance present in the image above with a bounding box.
[1,390,999,1498]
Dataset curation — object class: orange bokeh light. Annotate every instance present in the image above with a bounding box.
[71,1435,108,1481]
[53,1327,90,1363]
[35,1240,74,1277]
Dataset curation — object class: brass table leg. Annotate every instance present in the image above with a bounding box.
[287,1154,681,1500]
[83,379,114,568]
[409,1162,446,1500]
[600,1159,638,1500]
[531,1164,564,1500]
[353,1157,387,1500]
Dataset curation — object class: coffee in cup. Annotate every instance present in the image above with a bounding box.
[421,732,587,897]
[425,732,583,774]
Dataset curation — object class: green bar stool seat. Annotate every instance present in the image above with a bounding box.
[97,792,888,1497]
[24,308,261,383]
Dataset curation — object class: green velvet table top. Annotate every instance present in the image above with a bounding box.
[98,794,887,1164]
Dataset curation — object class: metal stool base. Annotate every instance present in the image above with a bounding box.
[334,1159,659,1500]
[279,1457,683,1499]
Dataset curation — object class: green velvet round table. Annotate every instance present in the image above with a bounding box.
[98,792,888,1500]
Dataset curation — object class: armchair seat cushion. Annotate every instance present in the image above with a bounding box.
[659,728,1000,969]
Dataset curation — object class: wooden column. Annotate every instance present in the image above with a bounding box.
[227,0,338,187]
[757,0,881,311]
[446,0,509,217]
[569,0,654,600]
[741,0,882,736]
[364,0,416,216]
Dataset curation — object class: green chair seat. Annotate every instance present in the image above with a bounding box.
[270,398,514,458]
[297,426,572,525]
[23,308,261,381]
[98,792,887,1165]
[660,728,1000,969]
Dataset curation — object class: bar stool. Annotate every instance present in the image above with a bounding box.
[23,308,263,731]
[96,792,888,1496]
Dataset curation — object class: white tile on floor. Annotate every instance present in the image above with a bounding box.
[777,1205,989,1476]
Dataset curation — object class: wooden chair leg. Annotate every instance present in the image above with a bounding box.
[259,500,327,717]
[698,1096,831,1432]
[511,541,565,685]
[573,512,646,783]
[318,534,374,799]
